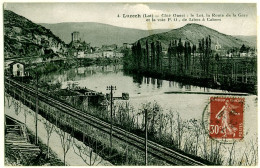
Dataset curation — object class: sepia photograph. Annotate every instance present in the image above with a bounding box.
[2,1,258,166]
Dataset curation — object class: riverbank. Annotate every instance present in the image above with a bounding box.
[25,57,122,79]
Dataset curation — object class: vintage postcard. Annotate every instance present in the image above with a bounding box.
[2,1,258,167]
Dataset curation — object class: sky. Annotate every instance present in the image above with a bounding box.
[3,3,257,36]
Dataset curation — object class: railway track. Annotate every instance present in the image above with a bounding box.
[5,77,209,166]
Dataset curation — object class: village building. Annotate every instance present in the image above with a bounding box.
[215,40,221,51]
[226,53,233,57]
[214,40,228,57]
[103,50,115,58]
[101,44,117,51]
[8,62,26,77]
[76,51,85,58]
[69,31,92,56]
[239,51,256,57]
[115,52,124,58]
[85,52,103,58]
[123,43,133,49]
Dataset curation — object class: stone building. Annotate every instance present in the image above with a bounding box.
[9,62,25,77]
[215,40,221,51]
[71,31,80,42]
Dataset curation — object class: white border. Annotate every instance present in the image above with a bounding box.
[0,0,259,168]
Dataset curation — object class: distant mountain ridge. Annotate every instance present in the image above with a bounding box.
[137,23,255,49]
[40,22,170,47]
[233,35,257,48]
[41,22,255,50]
[4,10,67,59]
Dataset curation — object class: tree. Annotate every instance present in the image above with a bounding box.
[168,110,177,145]
[14,100,21,115]
[173,40,178,73]
[177,39,184,74]
[156,41,163,72]
[73,133,129,166]
[201,38,205,73]
[23,108,28,124]
[146,40,149,68]
[192,44,196,66]
[55,128,73,165]
[136,41,142,70]
[43,118,54,159]
[240,44,249,53]
[176,112,185,149]
[131,43,137,69]
[73,135,104,166]
[205,35,212,76]
[151,42,155,69]
[122,47,131,70]
[139,102,161,134]
[187,42,192,72]
[198,36,212,76]
[168,41,173,72]
[184,41,188,71]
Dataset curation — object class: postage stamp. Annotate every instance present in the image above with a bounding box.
[209,97,244,140]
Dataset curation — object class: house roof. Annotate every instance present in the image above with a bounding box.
[8,61,25,66]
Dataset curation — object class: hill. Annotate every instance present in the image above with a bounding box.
[40,22,170,47]
[234,35,257,48]
[4,10,67,59]
[137,23,254,50]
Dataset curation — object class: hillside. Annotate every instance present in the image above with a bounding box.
[40,22,170,47]
[4,10,67,59]
[138,23,253,50]
[234,35,257,48]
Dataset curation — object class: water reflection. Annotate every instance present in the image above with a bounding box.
[157,79,162,88]
[41,64,233,95]
[151,78,155,85]
[132,73,143,85]
[185,85,191,91]
[178,83,183,89]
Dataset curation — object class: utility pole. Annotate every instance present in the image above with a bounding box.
[106,85,116,154]
[145,109,148,166]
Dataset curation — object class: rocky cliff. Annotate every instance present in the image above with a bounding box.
[4,10,67,59]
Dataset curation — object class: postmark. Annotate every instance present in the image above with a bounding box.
[209,97,244,140]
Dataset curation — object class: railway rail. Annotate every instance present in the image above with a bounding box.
[5,77,209,166]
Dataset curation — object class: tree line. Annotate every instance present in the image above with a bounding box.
[122,36,256,93]
[124,36,215,74]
